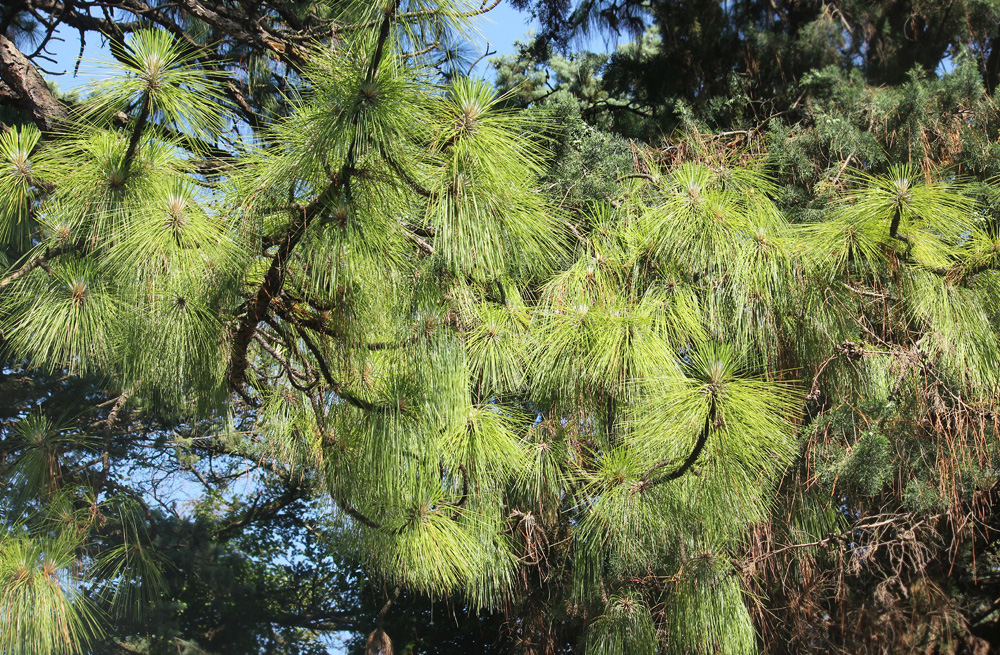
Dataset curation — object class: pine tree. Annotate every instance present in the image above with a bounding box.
[4,3,1000,655]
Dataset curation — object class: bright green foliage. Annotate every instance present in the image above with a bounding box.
[585,592,658,655]
[0,124,40,247]
[0,533,101,655]
[86,29,229,142]
[0,17,802,653]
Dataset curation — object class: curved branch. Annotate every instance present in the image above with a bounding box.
[366,584,401,655]
[639,395,718,490]
[0,240,78,291]
[335,496,385,530]
[215,482,305,540]
[381,144,431,197]
[252,332,315,387]
[274,297,421,353]
[404,227,435,255]
[226,2,402,391]
[292,323,380,412]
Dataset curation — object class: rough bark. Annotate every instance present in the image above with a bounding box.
[0,34,68,131]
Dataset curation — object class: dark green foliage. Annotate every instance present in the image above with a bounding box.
[832,431,893,498]
[507,0,1000,134]
[529,91,634,208]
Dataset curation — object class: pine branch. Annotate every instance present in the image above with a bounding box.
[639,394,718,490]
[226,2,402,392]
[888,204,902,240]
[214,481,306,540]
[292,323,380,412]
[272,298,420,351]
[335,496,385,530]
[404,227,435,255]
[806,340,866,401]
[381,144,432,198]
[0,240,78,291]
[252,332,315,386]
[273,610,359,631]
[120,92,150,176]
[173,0,308,66]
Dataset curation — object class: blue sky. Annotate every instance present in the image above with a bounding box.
[43,3,541,93]
[473,2,539,61]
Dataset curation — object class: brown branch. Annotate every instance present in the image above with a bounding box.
[747,512,943,565]
[120,92,150,175]
[639,394,718,490]
[173,0,306,66]
[214,482,305,540]
[404,228,435,255]
[807,354,838,402]
[336,496,385,530]
[227,208,307,389]
[366,336,417,351]
[953,252,1000,282]
[366,585,401,655]
[375,585,401,628]
[806,340,867,401]
[273,610,359,631]
[26,1,143,34]
[0,240,78,291]
[252,332,314,385]
[293,323,381,412]
[382,145,431,198]
[271,297,343,338]
[91,390,131,431]
[273,298,418,351]
[292,324,334,386]
[366,0,402,84]
[841,282,892,300]
[226,1,402,391]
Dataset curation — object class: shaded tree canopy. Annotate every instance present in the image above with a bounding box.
[501,0,1000,141]
[2,2,1000,655]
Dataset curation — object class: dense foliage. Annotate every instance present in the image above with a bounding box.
[3,2,1000,655]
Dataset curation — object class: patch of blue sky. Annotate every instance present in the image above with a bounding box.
[42,4,541,94]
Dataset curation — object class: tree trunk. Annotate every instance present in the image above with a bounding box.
[0,34,68,131]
